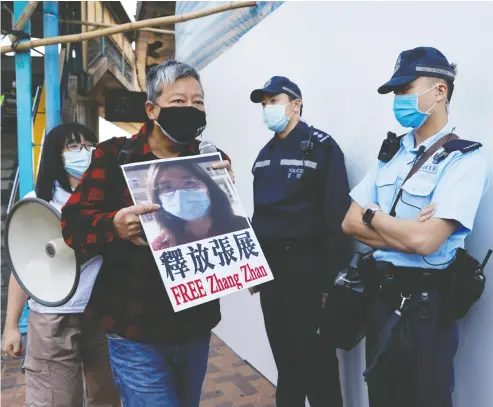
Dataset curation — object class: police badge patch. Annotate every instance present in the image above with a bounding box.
[432,147,449,164]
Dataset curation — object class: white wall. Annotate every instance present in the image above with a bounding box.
[199,2,493,406]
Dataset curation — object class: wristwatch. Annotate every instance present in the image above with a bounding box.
[362,207,382,226]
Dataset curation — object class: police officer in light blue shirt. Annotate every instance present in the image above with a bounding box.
[342,47,488,407]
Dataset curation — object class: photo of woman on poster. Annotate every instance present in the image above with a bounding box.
[148,160,250,250]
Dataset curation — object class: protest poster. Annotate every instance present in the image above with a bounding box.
[122,152,274,312]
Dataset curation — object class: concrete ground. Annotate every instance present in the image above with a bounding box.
[1,333,276,407]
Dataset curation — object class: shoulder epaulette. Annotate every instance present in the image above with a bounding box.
[445,139,482,154]
[312,128,332,144]
[432,139,482,163]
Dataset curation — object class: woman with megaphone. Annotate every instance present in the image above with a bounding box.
[2,123,121,407]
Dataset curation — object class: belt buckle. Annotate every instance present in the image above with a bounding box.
[416,292,432,319]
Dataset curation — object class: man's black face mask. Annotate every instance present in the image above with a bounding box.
[155,106,207,144]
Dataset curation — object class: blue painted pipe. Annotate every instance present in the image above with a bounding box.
[43,1,61,134]
[14,1,34,198]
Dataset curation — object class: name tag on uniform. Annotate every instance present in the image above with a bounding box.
[420,163,439,174]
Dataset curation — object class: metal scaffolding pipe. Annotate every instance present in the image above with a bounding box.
[59,19,175,35]
[1,1,257,54]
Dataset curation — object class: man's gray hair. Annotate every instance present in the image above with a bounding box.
[146,60,202,103]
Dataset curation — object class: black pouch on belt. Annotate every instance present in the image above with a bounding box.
[448,247,491,320]
[321,251,377,351]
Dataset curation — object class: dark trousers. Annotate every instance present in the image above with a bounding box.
[259,242,342,407]
[366,289,458,407]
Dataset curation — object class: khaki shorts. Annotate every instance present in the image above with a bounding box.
[24,311,121,407]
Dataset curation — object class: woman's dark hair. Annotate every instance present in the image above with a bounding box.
[35,123,98,202]
[148,161,236,244]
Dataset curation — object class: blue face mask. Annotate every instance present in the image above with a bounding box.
[393,85,438,129]
[263,101,296,133]
[63,149,93,179]
[159,188,211,221]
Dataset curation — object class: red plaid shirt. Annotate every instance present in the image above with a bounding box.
[61,123,229,343]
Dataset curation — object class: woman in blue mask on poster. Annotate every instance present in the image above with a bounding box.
[2,123,121,407]
[148,161,250,250]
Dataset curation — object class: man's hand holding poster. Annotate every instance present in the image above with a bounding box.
[122,153,273,312]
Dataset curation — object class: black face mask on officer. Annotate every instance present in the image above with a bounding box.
[154,106,207,145]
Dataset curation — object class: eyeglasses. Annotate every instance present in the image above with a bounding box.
[155,178,205,196]
[66,142,94,152]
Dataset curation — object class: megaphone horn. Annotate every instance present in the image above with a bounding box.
[45,238,71,259]
[4,197,80,307]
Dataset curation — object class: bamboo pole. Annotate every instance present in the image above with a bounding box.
[1,1,257,54]
[59,19,175,35]
[8,1,39,43]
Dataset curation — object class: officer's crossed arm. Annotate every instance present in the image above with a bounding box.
[342,164,392,250]
[371,151,488,255]
[343,202,441,252]
[343,203,393,250]
[368,208,457,255]
[345,152,488,255]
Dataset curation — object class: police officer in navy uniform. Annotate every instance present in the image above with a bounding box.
[343,47,489,407]
[250,76,351,407]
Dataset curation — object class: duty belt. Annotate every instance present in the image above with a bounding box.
[258,236,323,251]
[363,262,453,382]
[375,261,452,293]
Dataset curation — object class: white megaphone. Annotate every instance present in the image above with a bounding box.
[4,197,80,307]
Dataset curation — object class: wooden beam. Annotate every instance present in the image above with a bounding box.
[1,1,257,54]
[60,19,175,36]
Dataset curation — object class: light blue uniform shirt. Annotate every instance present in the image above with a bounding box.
[350,123,489,269]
